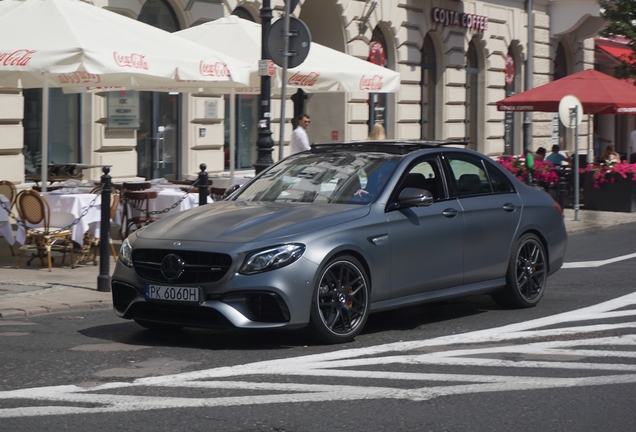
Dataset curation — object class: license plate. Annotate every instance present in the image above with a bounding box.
[145,284,200,303]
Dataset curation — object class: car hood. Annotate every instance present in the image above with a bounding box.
[135,201,371,243]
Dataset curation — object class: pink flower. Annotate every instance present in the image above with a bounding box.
[582,161,636,188]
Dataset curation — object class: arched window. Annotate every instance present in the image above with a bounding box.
[466,40,479,151]
[421,34,436,140]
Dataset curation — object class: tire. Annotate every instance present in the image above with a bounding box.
[308,255,370,344]
[492,233,547,308]
[134,319,183,331]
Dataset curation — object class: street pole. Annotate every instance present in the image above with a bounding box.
[254,0,275,174]
[523,0,533,184]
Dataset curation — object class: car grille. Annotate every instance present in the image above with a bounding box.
[132,249,232,284]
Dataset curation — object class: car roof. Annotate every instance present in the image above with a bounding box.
[310,140,469,155]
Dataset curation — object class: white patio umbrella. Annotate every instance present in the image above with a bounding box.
[176,15,401,94]
[0,0,251,190]
[176,15,401,178]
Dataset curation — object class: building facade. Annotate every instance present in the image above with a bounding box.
[0,0,608,185]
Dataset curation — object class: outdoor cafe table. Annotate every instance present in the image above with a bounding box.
[0,194,15,245]
[16,191,102,246]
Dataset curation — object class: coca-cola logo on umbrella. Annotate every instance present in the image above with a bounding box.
[0,49,36,67]
[288,71,320,87]
[360,75,383,91]
[113,52,148,70]
[57,71,101,84]
[200,61,231,78]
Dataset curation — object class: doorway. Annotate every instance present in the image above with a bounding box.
[136,92,180,180]
[137,0,181,180]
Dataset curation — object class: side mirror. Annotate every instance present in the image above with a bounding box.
[397,187,434,207]
[223,184,241,198]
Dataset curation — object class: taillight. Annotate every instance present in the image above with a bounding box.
[553,200,563,217]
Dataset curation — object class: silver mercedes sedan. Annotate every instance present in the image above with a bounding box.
[111,142,567,343]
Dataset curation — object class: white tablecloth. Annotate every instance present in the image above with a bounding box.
[16,192,102,245]
[0,195,14,245]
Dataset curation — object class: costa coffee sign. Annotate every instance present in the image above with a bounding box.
[360,75,383,91]
[200,61,231,78]
[0,49,36,67]
[288,71,320,87]
[432,7,488,31]
[57,72,100,84]
[113,52,148,70]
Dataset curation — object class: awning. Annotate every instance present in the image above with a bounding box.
[597,44,632,62]
[497,69,636,114]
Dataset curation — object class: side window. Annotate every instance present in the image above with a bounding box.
[446,154,491,197]
[397,157,445,201]
[486,162,515,193]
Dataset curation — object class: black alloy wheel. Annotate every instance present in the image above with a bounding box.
[308,255,370,344]
[492,233,547,308]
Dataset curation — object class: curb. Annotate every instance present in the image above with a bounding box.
[0,300,112,318]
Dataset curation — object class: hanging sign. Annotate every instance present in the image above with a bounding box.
[107,90,139,129]
[505,55,515,85]
[368,41,385,66]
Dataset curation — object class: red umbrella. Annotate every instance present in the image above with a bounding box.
[497,69,636,114]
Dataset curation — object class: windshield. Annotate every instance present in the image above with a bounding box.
[233,152,400,204]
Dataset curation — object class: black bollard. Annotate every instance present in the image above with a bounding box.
[97,167,112,292]
[198,163,209,206]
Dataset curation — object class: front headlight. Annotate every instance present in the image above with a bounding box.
[119,238,133,267]
[239,243,305,275]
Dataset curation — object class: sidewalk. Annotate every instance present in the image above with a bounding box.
[1,208,636,319]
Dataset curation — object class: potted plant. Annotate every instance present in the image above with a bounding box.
[496,155,560,191]
[582,161,636,212]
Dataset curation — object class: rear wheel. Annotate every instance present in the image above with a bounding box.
[308,256,370,344]
[492,233,547,308]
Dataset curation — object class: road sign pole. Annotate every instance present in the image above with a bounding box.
[278,0,291,160]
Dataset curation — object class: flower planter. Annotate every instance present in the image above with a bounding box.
[584,174,636,212]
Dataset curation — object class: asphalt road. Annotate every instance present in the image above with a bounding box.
[1,223,635,431]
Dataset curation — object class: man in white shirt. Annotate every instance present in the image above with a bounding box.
[289,114,311,155]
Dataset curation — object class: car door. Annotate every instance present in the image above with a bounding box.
[445,152,522,285]
[386,156,464,299]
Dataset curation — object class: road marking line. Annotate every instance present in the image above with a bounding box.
[562,252,636,268]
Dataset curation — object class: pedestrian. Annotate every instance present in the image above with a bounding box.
[367,123,386,140]
[289,113,311,155]
[546,144,571,166]
[534,147,546,161]
[600,144,621,163]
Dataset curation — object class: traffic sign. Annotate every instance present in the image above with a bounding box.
[265,17,311,69]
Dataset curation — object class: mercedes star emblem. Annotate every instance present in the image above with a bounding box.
[161,254,185,281]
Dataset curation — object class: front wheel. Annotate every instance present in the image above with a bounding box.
[492,233,547,308]
[308,256,370,344]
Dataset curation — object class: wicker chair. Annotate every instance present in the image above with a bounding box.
[0,180,17,256]
[89,188,120,265]
[15,190,74,271]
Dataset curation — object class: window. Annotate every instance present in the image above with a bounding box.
[485,161,515,193]
[446,153,490,197]
[399,157,445,201]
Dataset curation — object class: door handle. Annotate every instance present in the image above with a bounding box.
[442,208,459,218]
[503,203,516,212]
